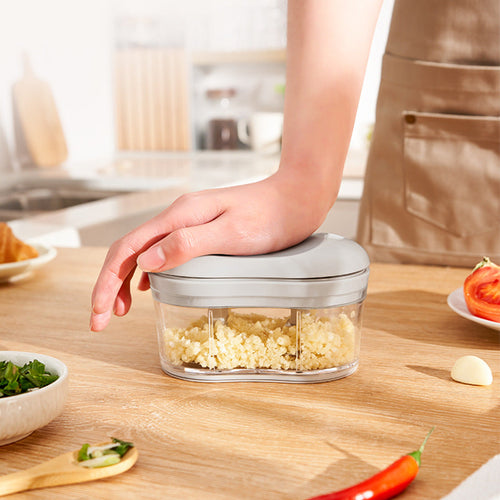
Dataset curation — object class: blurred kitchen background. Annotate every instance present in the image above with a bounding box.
[0,0,396,163]
[0,0,395,246]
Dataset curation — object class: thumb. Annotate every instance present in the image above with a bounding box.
[136,222,226,272]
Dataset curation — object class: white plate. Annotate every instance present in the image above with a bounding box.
[447,288,500,332]
[0,243,57,283]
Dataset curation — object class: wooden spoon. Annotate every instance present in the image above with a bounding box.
[0,444,138,496]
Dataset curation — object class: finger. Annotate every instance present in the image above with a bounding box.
[137,216,247,272]
[91,213,180,314]
[90,265,135,331]
[91,243,142,315]
[137,272,150,291]
[113,271,135,316]
[91,192,224,315]
[90,310,112,332]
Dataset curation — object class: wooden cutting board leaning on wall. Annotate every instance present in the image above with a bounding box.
[114,47,190,151]
[12,55,68,167]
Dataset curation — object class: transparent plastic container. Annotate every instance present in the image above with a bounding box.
[149,233,369,383]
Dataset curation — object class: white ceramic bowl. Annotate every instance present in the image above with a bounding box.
[0,351,69,446]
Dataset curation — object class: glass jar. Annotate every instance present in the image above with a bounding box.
[204,88,240,150]
[149,233,370,383]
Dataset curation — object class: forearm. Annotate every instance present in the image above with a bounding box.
[278,0,382,211]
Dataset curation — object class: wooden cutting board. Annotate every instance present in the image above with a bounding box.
[12,55,68,167]
[114,47,190,151]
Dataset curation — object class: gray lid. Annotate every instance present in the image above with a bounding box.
[157,233,369,279]
[149,233,369,308]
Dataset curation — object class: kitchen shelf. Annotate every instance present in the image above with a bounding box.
[191,49,286,66]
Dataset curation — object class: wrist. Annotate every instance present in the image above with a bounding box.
[276,156,341,206]
[267,164,339,231]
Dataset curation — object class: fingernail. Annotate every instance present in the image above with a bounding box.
[137,246,166,271]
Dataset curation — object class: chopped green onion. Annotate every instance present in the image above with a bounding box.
[76,438,134,468]
[77,453,121,468]
[111,437,134,457]
[77,443,91,461]
[87,442,122,456]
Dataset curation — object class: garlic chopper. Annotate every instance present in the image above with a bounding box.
[149,233,369,383]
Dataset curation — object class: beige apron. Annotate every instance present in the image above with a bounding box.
[356,0,500,267]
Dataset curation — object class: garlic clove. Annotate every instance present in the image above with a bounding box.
[451,355,493,386]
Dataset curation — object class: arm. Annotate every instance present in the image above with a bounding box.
[90,0,382,331]
[279,0,382,211]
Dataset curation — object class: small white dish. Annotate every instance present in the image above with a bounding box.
[447,288,500,332]
[0,243,57,283]
[0,351,69,446]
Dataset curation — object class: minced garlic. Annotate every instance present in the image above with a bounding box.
[162,311,356,371]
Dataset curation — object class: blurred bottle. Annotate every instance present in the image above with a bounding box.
[205,88,241,150]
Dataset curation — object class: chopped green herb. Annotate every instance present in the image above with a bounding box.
[111,437,134,457]
[0,359,59,398]
[78,454,121,468]
[77,443,91,461]
[76,438,134,468]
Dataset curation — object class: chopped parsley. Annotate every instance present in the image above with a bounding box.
[0,359,59,398]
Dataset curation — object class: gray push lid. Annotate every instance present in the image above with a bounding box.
[149,234,370,308]
[158,233,369,279]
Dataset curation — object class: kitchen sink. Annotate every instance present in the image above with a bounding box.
[0,179,134,222]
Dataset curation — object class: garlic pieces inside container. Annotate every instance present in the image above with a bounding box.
[451,355,493,386]
[148,233,370,383]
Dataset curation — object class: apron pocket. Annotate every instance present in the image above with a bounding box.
[403,111,500,238]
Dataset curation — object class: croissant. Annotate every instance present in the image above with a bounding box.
[0,222,38,263]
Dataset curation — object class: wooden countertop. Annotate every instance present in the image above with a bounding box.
[1,248,498,499]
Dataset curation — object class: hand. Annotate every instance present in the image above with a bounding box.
[89,171,332,332]
[90,0,382,332]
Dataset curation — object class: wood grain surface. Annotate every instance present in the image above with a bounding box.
[0,247,498,499]
[113,48,190,152]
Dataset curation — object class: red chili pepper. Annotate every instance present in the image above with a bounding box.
[307,428,434,500]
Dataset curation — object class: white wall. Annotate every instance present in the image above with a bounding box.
[0,0,116,168]
[0,0,394,169]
